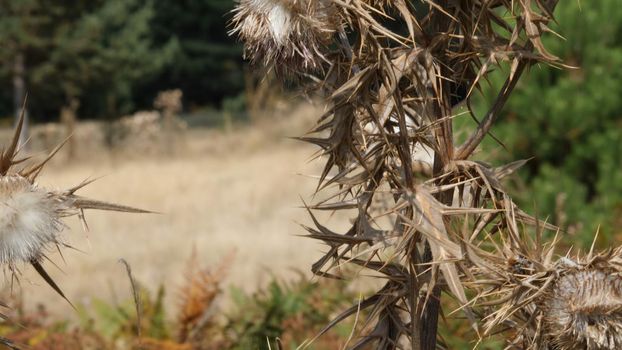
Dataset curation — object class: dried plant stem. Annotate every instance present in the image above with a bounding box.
[456,56,529,160]
[119,259,142,342]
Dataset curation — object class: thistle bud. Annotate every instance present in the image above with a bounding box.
[542,268,622,349]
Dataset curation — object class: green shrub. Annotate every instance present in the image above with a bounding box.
[475,0,622,247]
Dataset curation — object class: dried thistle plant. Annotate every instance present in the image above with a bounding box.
[0,106,147,304]
[230,0,622,348]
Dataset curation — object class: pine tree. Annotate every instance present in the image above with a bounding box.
[140,0,245,108]
[0,0,177,120]
[481,0,622,246]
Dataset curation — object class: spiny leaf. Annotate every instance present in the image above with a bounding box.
[31,260,75,310]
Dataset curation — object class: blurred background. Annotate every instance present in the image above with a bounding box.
[0,0,620,349]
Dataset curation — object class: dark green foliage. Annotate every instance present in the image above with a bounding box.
[136,0,245,110]
[476,0,622,247]
[225,277,358,350]
[0,0,244,121]
[77,284,169,340]
[0,0,178,120]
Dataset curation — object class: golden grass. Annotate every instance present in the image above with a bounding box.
[7,103,353,319]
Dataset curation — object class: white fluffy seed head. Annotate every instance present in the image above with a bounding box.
[267,2,292,44]
[0,175,64,266]
[230,0,339,74]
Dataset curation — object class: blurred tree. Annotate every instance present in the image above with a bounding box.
[0,0,47,143]
[0,0,177,120]
[135,0,245,110]
[478,0,622,246]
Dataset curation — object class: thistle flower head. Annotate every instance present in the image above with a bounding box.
[474,240,622,349]
[0,175,64,265]
[230,0,339,75]
[542,261,622,349]
[0,106,147,302]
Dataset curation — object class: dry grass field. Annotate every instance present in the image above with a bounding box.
[6,103,353,319]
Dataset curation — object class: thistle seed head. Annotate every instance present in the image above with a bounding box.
[0,175,63,266]
[470,229,622,350]
[543,268,622,349]
[0,103,148,303]
[230,0,339,75]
